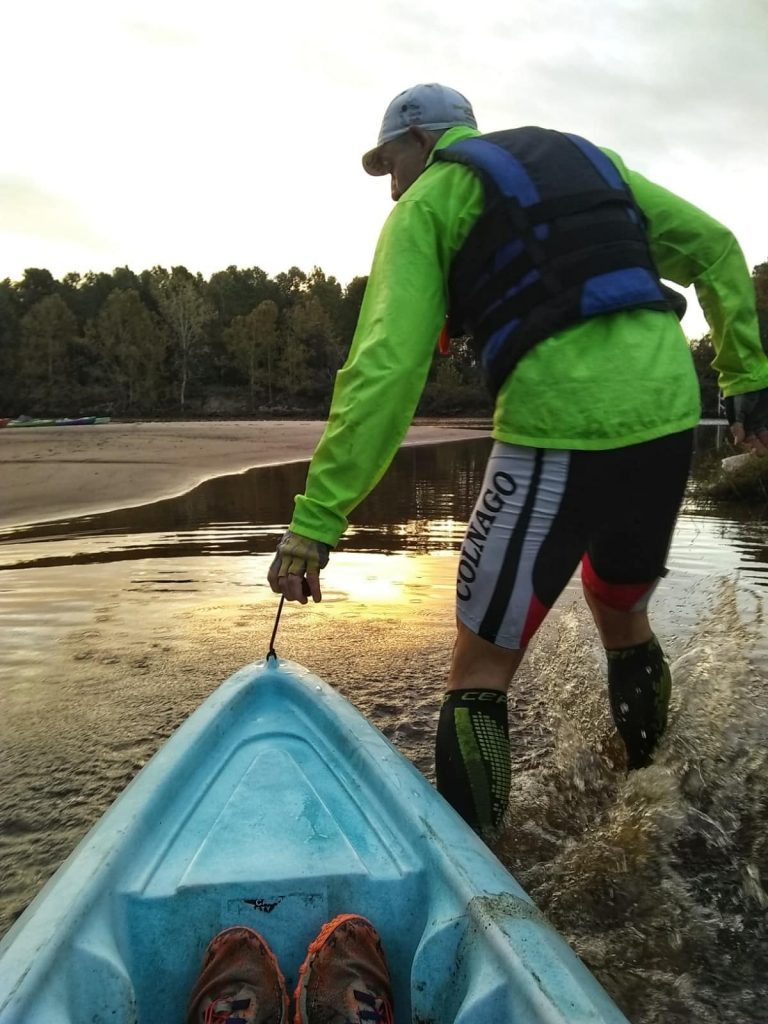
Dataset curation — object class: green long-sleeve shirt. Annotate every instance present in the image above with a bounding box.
[292,126,767,547]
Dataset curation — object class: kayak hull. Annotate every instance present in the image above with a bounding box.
[4,416,110,427]
[0,659,628,1023]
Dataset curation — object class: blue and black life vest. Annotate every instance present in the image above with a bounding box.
[433,127,685,395]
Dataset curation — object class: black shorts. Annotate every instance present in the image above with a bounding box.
[455,430,694,649]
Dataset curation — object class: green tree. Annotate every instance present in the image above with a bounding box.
[337,275,368,350]
[306,266,343,315]
[64,270,117,325]
[689,335,720,417]
[151,267,215,411]
[111,266,142,294]
[223,299,279,409]
[275,266,308,306]
[277,333,312,402]
[13,268,59,315]
[283,293,341,405]
[753,260,768,355]
[207,266,278,324]
[0,280,22,412]
[96,289,166,412]
[20,294,79,410]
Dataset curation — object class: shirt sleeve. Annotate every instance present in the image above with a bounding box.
[289,196,452,547]
[604,147,768,397]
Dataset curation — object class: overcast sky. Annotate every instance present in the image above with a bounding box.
[2,0,766,338]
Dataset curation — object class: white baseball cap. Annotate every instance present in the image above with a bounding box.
[362,83,477,175]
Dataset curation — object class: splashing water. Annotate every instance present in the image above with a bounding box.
[494,581,768,1023]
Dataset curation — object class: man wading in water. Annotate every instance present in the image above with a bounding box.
[269,84,768,841]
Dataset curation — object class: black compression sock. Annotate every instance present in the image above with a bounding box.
[606,636,671,770]
[435,688,511,839]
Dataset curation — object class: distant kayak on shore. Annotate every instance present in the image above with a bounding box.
[1,416,111,429]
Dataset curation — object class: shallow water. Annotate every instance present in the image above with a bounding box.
[1,429,767,1023]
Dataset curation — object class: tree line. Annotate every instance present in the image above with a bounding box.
[0,264,490,419]
[0,261,765,420]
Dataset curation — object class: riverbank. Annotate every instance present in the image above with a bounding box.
[0,419,486,529]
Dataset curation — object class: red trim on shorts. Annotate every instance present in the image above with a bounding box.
[520,594,550,646]
[580,554,653,612]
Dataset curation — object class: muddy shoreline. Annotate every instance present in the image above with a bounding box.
[0,419,485,529]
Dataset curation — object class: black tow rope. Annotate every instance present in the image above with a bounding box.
[267,578,312,661]
[266,595,285,661]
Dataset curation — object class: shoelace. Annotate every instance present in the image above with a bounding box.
[203,996,251,1024]
[371,1000,394,1024]
[353,989,394,1024]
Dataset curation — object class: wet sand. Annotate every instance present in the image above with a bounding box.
[0,419,484,529]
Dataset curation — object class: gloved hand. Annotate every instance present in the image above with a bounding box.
[267,530,331,604]
[725,388,768,455]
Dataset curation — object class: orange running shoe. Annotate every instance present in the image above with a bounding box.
[186,926,289,1024]
[293,914,394,1024]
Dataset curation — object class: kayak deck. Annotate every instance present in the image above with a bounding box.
[0,660,628,1023]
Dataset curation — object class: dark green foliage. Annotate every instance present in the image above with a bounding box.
[0,260,764,420]
[0,280,22,411]
[19,293,79,414]
[206,266,280,322]
[337,276,368,351]
[12,268,59,315]
[688,335,721,418]
[695,448,768,502]
[753,261,768,356]
[419,337,491,417]
[223,300,279,410]
[94,289,167,414]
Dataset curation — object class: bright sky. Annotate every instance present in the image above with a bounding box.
[2,0,766,339]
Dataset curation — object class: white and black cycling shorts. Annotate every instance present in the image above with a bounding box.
[456,430,693,649]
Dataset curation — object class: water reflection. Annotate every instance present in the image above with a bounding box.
[0,442,490,569]
[0,429,766,588]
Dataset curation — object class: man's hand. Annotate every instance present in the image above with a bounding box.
[267,530,330,604]
[725,388,768,456]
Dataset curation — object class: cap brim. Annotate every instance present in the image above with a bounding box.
[362,145,388,176]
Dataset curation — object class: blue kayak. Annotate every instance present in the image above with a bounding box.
[0,660,628,1022]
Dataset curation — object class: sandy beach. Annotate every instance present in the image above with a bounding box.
[0,419,485,529]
